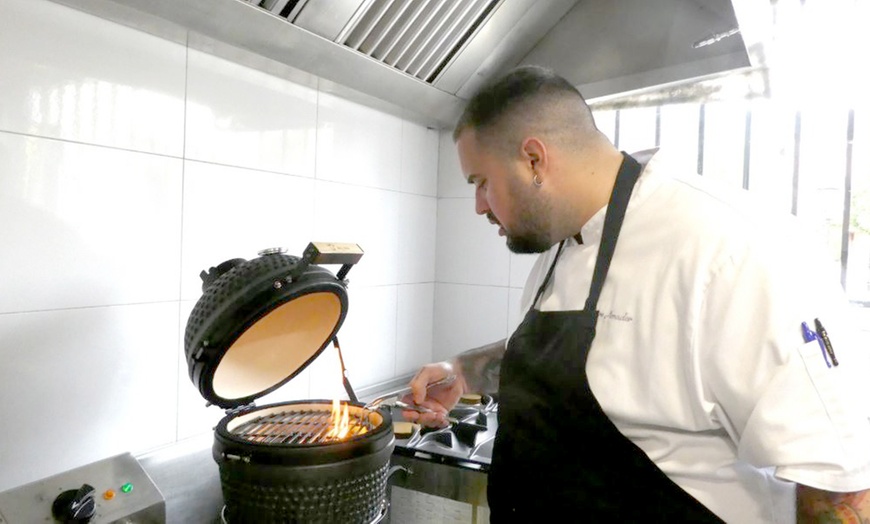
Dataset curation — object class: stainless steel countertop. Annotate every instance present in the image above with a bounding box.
[137,433,223,524]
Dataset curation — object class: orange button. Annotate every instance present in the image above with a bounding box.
[103,489,115,500]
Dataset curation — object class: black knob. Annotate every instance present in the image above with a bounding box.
[52,484,96,523]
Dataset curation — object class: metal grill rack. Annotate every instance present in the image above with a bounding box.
[230,405,377,445]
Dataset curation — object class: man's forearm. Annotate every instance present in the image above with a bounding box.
[797,484,870,522]
[452,339,506,395]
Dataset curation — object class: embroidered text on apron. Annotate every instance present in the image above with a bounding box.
[488,153,723,522]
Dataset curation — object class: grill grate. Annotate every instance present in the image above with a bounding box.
[231,405,376,445]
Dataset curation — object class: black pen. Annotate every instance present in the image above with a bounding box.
[814,318,838,367]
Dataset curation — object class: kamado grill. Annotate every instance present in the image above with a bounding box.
[184,242,400,524]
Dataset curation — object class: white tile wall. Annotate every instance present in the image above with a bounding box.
[396,283,436,375]
[313,180,400,287]
[185,50,318,176]
[436,198,510,286]
[0,132,183,314]
[400,122,439,196]
[335,285,400,387]
[180,161,316,300]
[398,193,437,284]
[0,0,185,156]
[433,283,509,361]
[0,303,178,491]
[316,92,403,190]
[0,0,440,492]
[437,129,468,198]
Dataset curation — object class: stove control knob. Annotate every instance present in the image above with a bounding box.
[52,483,97,523]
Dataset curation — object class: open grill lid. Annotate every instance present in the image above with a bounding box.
[184,242,363,409]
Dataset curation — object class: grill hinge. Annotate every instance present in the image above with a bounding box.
[225,402,257,417]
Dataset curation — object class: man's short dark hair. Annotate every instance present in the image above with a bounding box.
[453,66,598,153]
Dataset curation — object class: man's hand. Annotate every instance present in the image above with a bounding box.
[401,361,465,428]
[797,484,870,522]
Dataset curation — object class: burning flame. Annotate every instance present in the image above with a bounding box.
[324,342,369,441]
[326,398,352,441]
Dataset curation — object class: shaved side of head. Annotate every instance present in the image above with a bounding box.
[454,66,602,157]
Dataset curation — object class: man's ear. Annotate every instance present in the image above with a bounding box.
[521,137,548,174]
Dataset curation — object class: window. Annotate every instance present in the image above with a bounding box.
[590,0,870,338]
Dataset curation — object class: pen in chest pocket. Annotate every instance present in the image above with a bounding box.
[802,321,831,368]
[813,318,839,367]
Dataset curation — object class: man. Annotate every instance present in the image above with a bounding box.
[404,66,870,522]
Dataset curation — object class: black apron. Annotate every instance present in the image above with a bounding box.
[488,153,723,522]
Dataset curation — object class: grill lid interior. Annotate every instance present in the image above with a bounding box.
[211,291,342,402]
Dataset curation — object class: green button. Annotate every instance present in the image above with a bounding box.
[121,483,133,493]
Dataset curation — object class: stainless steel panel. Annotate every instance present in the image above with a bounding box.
[136,434,224,524]
[389,454,488,506]
[435,0,574,95]
[401,0,465,75]
[365,0,417,58]
[414,0,485,81]
[293,0,367,41]
[518,0,750,99]
[345,0,399,50]
[373,0,431,61]
[388,0,448,68]
[0,453,165,524]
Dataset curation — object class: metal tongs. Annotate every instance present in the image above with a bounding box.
[363,374,458,422]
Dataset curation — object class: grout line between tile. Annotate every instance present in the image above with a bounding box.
[0,299,187,317]
[175,41,191,443]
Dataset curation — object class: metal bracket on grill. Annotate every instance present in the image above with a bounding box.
[333,337,359,403]
[224,402,257,417]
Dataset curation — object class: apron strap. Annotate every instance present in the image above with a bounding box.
[531,153,643,313]
[531,240,565,309]
[584,152,642,313]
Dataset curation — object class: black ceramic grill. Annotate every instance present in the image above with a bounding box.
[215,401,394,524]
[183,243,400,524]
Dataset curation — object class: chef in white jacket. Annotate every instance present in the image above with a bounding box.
[406,65,870,522]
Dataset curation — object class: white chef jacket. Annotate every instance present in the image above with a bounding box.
[519,149,870,523]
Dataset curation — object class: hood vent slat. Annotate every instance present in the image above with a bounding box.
[345,0,397,50]
[412,0,491,80]
[257,0,502,85]
[400,0,465,74]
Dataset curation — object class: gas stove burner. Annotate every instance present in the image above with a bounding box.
[392,395,498,471]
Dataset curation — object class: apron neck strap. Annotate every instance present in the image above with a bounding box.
[531,152,643,312]
[584,152,642,312]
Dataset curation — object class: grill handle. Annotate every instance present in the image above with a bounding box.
[387,464,411,482]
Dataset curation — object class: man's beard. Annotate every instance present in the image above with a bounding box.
[501,181,553,254]
[505,223,552,254]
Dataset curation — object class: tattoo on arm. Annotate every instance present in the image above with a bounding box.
[453,339,506,395]
[797,484,870,523]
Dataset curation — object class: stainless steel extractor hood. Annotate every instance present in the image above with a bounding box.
[47,0,761,127]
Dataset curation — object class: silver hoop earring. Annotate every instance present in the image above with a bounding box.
[533,173,543,187]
